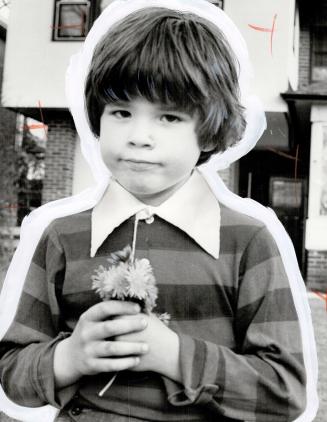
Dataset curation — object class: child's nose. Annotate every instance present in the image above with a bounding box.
[127,138,155,149]
[127,120,155,149]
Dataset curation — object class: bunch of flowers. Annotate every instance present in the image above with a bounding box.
[92,245,159,314]
[91,218,170,396]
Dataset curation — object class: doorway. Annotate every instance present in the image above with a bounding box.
[239,149,308,273]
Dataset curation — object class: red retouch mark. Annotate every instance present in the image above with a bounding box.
[23,101,48,137]
[294,144,299,180]
[51,9,86,34]
[264,146,300,163]
[37,100,48,140]
[50,23,84,30]
[0,203,20,210]
[312,290,327,312]
[264,145,301,195]
[248,14,277,56]
[23,123,47,131]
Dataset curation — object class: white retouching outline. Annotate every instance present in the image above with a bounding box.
[0,1,318,421]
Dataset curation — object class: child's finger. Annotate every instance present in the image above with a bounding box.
[94,340,149,357]
[82,300,141,322]
[88,356,140,374]
[88,316,147,340]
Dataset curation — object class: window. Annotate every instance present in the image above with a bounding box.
[52,0,93,41]
[312,27,327,81]
[311,4,327,81]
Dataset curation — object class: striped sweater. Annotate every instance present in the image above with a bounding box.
[0,205,306,421]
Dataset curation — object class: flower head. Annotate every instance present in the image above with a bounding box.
[125,258,158,312]
[92,261,130,300]
[92,243,169,319]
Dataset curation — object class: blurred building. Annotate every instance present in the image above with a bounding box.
[1,0,326,289]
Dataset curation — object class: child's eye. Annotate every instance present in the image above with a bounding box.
[111,110,131,119]
[161,114,182,123]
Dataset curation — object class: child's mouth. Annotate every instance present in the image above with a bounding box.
[122,159,160,171]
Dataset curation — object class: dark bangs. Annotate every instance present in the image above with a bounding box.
[86,8,216,133]
[85,7,246,163]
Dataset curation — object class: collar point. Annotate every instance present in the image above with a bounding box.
[90,246,97,258]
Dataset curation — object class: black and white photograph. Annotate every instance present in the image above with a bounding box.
[0,1,326,421]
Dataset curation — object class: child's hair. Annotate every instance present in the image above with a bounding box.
[85,7,246,165]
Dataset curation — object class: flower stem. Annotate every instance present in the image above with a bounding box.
[131,215,140,263]
[98,372,117,397]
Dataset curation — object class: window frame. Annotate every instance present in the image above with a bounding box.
[311,25,327,82]
[310,4,327,83]
[52,0,94,42]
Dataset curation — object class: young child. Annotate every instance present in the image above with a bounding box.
[0,1,317,421]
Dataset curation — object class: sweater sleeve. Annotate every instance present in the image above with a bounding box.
[163,226,307,422]
[0,223,78,408]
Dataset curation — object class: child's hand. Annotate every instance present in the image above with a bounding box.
[53,300,148,388]
[115,313,182,383]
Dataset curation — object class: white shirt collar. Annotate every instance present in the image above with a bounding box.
[91,169,220,259]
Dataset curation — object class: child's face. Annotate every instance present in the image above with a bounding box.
[99,97,204,205]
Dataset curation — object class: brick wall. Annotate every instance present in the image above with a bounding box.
[0,36,18,273]
[0,108,17,227]
[42,114,76,204]
[298,2,312,88]
[0,107,18,274]
[298,21,310,87]
[307,250,327,291]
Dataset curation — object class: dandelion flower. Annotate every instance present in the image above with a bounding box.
[91,215,171,396]
[124,259,158,312]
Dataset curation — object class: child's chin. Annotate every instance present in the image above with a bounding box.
[125,185,158,197]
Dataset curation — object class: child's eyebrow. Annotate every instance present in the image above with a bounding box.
[158,105,179,112]
[105,101,130,108]
[156,104,192,115]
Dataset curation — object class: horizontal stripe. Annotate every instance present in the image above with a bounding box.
[239,227,279,274]
[148,249,241,288]
[237,256,290,308]
[49,210,91,235]
[156,284,235,319]
[62,291,99,319]
[57,216,270,258]
[15,292,56,338]
[60,229,92,261]
[246,321,304,355]
[64,260,100,294]
[24,262,49,304]
[3,320,52,344]
[62,284,236,321]
[170,317,235,347]
[64,249,241,295]
[237,288,299,325]
[100,217,210,254]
